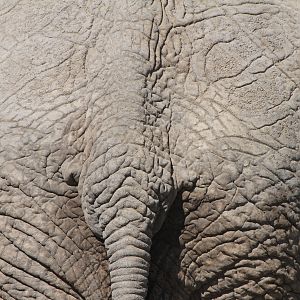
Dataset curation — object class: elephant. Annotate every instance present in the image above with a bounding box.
[0,0,299,299]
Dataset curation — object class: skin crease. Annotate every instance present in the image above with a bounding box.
[0,0,300,299]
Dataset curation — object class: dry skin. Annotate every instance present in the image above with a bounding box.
[0,0,299,299]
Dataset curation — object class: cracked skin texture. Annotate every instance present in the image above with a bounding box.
[0,0,299,299]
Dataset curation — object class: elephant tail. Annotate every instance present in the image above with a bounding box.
[104,205,152,299]
[80,130,175,299]
[76,2,176,297]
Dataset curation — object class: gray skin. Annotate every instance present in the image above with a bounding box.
[0,0,300,299]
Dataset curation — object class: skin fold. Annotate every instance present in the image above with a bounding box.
[0,0,299,299]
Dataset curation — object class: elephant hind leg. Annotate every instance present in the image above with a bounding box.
[178,184,300,299]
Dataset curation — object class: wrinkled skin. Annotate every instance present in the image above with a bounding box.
[0,0,300,299]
